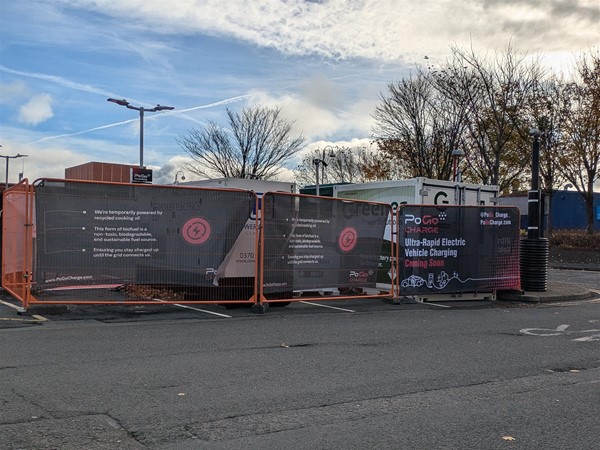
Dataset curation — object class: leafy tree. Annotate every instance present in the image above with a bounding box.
[525,76,571,234]
[557,51,600,234]
[437,45,544,191]
[177,105,305,180]
[294,145,393,186]
[373,45,545,192]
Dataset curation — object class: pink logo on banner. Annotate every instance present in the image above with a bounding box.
[338,227,358,252]
[182,218,211,245]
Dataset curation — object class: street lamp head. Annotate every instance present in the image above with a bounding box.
[451,149,465,157]
[529,128,541,137]
[154,105,175,111]
[107,98,130,107]
[323,145,336,158]
[174,171,185,184]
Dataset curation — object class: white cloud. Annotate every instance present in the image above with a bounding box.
[62,0,598,64]
[18,94,54,126]
[247,82,378,141]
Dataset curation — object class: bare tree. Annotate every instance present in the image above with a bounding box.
[372,73,460,180]
[177,105,305,180]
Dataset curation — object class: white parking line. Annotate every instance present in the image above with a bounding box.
[0,299,23,311]
[153,299,232,318]
[299,301,355,312]
[416,299,452,308]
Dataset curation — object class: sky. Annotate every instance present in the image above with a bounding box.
[0,0,598,186]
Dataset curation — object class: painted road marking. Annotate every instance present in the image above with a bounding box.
[521,324,571,336]
[416,300,452,308]
[299,301,355,313]
[0,299,25,311]
[153,299,232,318]
[0,315,46,324]
[573,334,600,342]
[520,324,600,342]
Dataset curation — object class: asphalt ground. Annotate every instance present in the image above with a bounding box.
[1,273,599,450]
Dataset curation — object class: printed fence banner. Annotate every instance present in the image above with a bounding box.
[33,180,255,290]
[261,193,390,293]
[398,205,520,294]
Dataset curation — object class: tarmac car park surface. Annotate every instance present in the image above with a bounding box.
[0,268,599,449]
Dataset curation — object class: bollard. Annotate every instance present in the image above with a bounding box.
[520,237,549,292]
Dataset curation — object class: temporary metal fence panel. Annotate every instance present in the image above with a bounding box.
[259,192,392,302]
[27,179,259,304]
[396,205,521,296]
[2,180,34,307]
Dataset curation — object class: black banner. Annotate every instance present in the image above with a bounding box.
[130,167,153,184]
[261,194,390,293]
[34,180,255,289]
[398,205,520,294]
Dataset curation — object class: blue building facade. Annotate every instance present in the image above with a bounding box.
[500,190,600,232]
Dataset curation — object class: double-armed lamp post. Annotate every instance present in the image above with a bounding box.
[107,98,174,168]
[0,145,28,190]
[312,145,336,196]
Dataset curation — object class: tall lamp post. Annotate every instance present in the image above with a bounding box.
[312,146,336,196]
[527,129,541,239]
[0,147,28,190]
[107,98,174,168]
[520,128,548,292]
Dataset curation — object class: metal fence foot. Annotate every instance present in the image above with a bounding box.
[251,303,269,314]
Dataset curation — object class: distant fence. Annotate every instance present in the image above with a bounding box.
[2,179,521,310]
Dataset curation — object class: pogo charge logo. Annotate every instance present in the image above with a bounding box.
[403,212,446,234]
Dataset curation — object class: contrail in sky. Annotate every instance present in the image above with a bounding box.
[3,64,250,144]
[0,65,130,100]
[27,119,137,144]
[27,95,251,144]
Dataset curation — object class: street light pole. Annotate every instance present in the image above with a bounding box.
[107,98,174,168]
[451,149,465,182]
[0,148,29,190]
[312,146,336,196]
[520,128,549,292]
[528,129,541,239]
[313,157,323,196]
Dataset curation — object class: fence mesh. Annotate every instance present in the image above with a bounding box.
[260,193,392,302]
[29,179,258,303]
